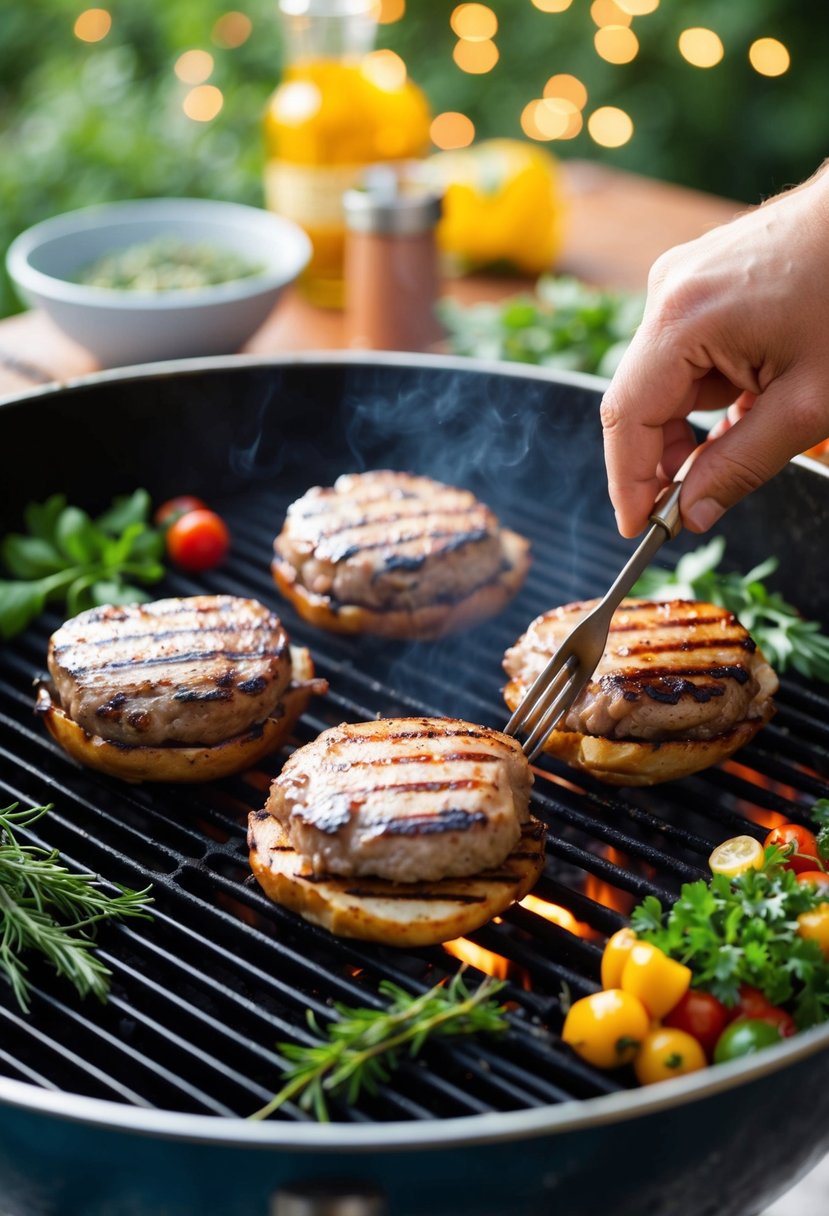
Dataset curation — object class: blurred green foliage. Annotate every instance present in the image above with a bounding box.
[2,1,828,319]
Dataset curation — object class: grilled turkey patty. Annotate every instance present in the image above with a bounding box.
[48,595,292,747]
[504,598,778,741]
[274,470,516,611]
[266,717,533,884]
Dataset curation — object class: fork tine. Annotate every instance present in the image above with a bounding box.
[521,661,587,762]
[504,651,575,738]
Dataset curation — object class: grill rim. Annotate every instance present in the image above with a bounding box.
[0,1020,827,1148]
[2,352,829,1149]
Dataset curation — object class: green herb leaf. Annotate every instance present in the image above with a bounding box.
[249,969,509,1122]
[0,803,153,1012]
[0,489,166,639]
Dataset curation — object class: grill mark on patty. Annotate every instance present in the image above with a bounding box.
[53,618,277,655]
[375,807,490,837]
[326,750,502,770]
[611,636,756,657]
[78,598,240,627]
[328,724,510,748]
[606,663,750,705]
[321,526,491,564]
[605,610,740,634]
[292,494,473,524]
[63,643,288,677]
[326,559,514,613]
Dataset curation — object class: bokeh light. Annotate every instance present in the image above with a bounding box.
[175,50,215,85]
[450,4,498,40]
[590,0,632,29]
[531,0,573,11]
[544,73,588,110]
[363,49,407,90]
[212,12,252,48]
[378,0,405,22]
[73,8,111,43]
[521,98,582,141]
[430,111,475,149]
[615,0,659,13]
[588,105,634,147]
[678,28,724,69]
[749,37,790,77]
[595,25,639,64]
[453,39,499,73]
[182,84,224,122]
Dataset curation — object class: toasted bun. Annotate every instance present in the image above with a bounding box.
[36,647,325,784]
[248,810,546,947]
[272,529,531,641]
[503,678,775,787]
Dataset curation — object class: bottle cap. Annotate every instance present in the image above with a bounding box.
[344,169,442,237]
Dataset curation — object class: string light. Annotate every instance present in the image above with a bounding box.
[212,12,252,48]
[182,84,224,122]
[73,8,111,42]
[363,49,408,90]
[749,37,790,77]
[588,105,634,147]
[615,0,659,13]
[453,39,499,73]
[430,111,475,149]
[450,4,497,40]
[544,73,588,110]
[174,50,215,85]
[590,0,632,29]
[531,0,573,11]
[595,25,639,64]
[678,28,724,69]
[378,0,405,22]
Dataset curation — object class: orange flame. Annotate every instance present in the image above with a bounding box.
[584,846,636,917]
[520,894,599,940]
[721,759,802,831]
[443,937,530,987]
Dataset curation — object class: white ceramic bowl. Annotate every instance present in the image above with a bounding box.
[6,198,312,367]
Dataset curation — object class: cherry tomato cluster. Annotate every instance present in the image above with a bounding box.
[562,819,829,1088]
[562,929,797,1085]
[154,496,231,573]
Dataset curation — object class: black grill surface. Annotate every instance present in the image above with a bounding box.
[3,481,828,1124]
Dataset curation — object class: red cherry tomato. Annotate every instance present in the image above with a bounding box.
[663,989,730,1060]
[763,823,821,874]
[154,495,206,529]
[796,870,829,891]
[166,509,230,571]
[730,985,796,1038]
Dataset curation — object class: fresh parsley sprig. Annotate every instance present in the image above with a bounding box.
[250,969,509,1122]
[632,536,829,682]
[0,803,153,1012]
[631,846,829,1029]
[0,488,165,640]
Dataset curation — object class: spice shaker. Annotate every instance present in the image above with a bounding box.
[343,171,443,351]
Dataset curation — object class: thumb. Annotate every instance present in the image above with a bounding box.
[679,377,823,531]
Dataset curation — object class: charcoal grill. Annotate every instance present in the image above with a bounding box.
[1,353,828,1216]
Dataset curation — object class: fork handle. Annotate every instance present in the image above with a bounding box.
[649,480,684,540]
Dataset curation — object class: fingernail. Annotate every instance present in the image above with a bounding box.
[684,497,724,532]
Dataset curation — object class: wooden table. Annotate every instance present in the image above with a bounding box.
[0,160,741,399]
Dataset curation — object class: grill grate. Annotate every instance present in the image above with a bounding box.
[2,475,828,1124]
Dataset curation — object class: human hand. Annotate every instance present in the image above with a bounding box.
[600,163,829,537]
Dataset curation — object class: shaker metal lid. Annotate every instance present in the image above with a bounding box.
[343,168,442,236]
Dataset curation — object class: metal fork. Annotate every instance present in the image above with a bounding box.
[504,481,684,761]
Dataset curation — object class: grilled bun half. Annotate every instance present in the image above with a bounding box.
[272,470,530,640]
[248,809,545,947]
[249,716,546,946]
[38,596,326,783]
[503,598,778,787]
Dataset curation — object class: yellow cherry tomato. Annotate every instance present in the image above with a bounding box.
[561,989,650,1070]
[708,834,765,878]
[797,903,829,959]
[620,941,692,1019]
[634,1027,708,1086]
[600,926,638,990]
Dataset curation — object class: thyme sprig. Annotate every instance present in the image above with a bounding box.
[250,969,509,1122]
[0,803,153,1012]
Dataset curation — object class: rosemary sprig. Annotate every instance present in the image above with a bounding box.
[632,536,829,682]
[0,803,153,1012]
[250,969,509,1122]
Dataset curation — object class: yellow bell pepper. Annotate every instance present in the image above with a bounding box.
[425,138,566,276]
[620,941,692,1020]
[561,989,650,1070]
[600,926,638,990]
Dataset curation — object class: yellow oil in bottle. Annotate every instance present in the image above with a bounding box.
[263,1,431,308]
